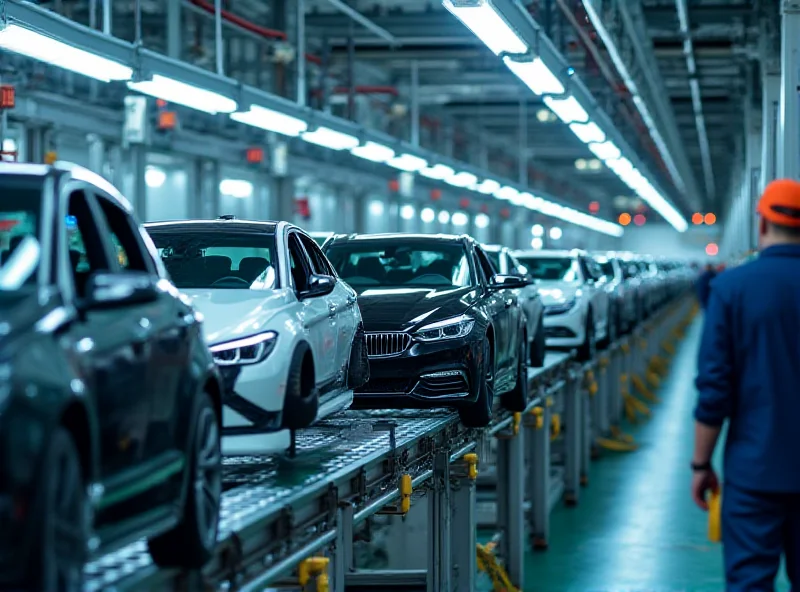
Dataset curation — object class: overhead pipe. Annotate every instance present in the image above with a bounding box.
[324,0,398,46]
[675,0,715,200]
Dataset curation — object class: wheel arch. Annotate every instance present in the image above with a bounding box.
[60,400,96,484]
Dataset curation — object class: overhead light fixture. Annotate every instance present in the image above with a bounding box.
[452,212,469,226]
[438,210,451,224]
[503,57,565,95]
[351,141,395,162]
[400,204,415,220]
[495,185,519,201]
[128,74,237,114]
[542,96,589,123]
[388,153,428,172]
[536,108,555,123]
[301,126,359,150]
[521,192,543,211]
[445,171,478,188]
[443,0,527,56]
[531,224,544,237]
[421,207,436,223]
[230,105,308,136]
[588,141,621,160]
[0,24,133,82]
[420,163,456,180]
[369,201,385,216]
[476,179,501,195]
[531,237,544,249]
[549,227,563,240]
[219,179,253,198]
[475,213,491,228]
[569,121,606,144]
[144,166,166,188]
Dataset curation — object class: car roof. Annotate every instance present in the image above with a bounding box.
[144,219,279,234]
[512,249,584,258]
[481,244,506,253]
[328,232,469,244]
[0,161,134,212]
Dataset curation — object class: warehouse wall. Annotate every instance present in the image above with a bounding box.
[618,224,720,261]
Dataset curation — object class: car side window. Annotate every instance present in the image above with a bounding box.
[474,246,497,282]
[287,233,312,292]
[65,190,110,299]
[94,196,151,273]
[299,234,334,276]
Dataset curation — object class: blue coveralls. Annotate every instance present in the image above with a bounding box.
[695,245,800,590]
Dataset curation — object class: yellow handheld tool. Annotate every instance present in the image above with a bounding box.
[708,487,722,543]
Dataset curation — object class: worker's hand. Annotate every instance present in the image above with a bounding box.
[691,469,719,511]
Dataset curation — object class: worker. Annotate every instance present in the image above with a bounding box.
[691,178,800,589]
[694,263,716,308]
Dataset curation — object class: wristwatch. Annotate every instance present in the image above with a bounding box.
[690,461,712,472]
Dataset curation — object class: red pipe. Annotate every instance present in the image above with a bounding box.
[187,0,321,64]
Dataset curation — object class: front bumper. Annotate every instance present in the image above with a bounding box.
[218,355,286,438]
[353,336,483,409]
[543,303,585,347]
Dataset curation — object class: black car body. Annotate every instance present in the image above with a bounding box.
[323,234,531,426]
[0,163,223,590]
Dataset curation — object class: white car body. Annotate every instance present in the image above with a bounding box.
[145,219,362,455]
[513,249,610,351]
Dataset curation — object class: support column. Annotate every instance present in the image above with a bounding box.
[427,451,452,592]
[296,0,306,106]
[274,176,296,222]
[563,370,582,506]
[87,133,105,175]
[130,145,147,220]
[761,72,780,189]
[778,0,800,180]
[495,430,524,587]
[527,397,551,549]
[450,454,477,592]
[167,0,181,59]
[410,61,420,147]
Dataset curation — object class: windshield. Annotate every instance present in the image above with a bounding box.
[148,228,278,290]
[597,259,615,279]
[0,177,42,291]
[514,256,581,282]
[325,240,473,289]
[485,250,502,273]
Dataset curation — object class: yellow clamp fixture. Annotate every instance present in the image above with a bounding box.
[546,395,554,408]
[43,150,58,165]
[550,413,561,441]
[299,557,330,590]
[399,474,412,514]
[588,380,599,397]
[463,453,479,480]
[531,406,544,429]
[511,412,521,436]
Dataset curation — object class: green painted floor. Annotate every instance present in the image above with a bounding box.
[522,320,789,591]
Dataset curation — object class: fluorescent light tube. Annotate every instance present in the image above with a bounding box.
[219,179,253,198]
[542,95,588,123]
[477,179,501,195]
[231,105,308,136]
[503,57,565,95]
[446,171,478,188]
[0,24,132,82]
[495,185,519,200]
[588,141,621,160]
[128,74,237,114]
[521,192,543,211]
[388,153,428,172]
[569,121,606,144]
[452,212,469,226]
[301,126,359,150]
[351,141,395,162]
[443,0,527,56]
[420,164,456,180]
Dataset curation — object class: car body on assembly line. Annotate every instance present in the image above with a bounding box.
[0,162,223,591]
[323,233,532,425]
[512,249,610,360]
[482,244,546,367]
[145,217,369,455]
[592,252,637,338]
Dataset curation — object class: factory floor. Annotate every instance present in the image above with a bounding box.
[525,319,790,591]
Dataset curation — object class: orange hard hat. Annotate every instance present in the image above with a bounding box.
[757,179,800,227]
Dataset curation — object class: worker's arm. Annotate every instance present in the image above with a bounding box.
[691,284,731,509]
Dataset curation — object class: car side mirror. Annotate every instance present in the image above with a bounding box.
[489,274,529,290]
[300,273,336,299]
[81,271,159,311]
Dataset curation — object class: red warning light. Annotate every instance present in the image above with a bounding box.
[692,212,704,225]
[589,201,600,213]
[705,243,719,256]
[633,213,646,226]
[430,188,442,200]
[459,197,471,209]
[388,179,400,193]
[704,213,717,225]
[618,212,632,226]
[246,147,264,163]
[0,85,15,109]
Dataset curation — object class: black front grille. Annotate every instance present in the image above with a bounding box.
[545,326,577,338]
[416,372,470,397]
[365,332,411,357]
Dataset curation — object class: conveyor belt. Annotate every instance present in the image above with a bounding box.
[84,352,573,591]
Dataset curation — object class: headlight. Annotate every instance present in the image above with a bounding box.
[414,314,475,342]
[209,331,277,366]
[544,299,576,316]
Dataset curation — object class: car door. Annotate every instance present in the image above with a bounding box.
[510,251,543,333]
[58,185,152,504]
[298,232,353,387]
[583,256,609,337]
[287,231,337,386]
[474,245,513,375]
[92,192,193,491]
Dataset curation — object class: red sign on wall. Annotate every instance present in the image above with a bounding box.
[294,197,311,220]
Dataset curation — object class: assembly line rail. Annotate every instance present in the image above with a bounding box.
[83,294,696,591]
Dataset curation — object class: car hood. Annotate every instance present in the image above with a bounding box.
[356,286,478,332]
[535,281,581,306]
[183,288,294,346]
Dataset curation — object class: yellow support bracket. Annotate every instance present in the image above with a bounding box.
[624,392,651,418]
[596,436,638,452]
[298,557,330,592]
[476,542,520,592]
[545,395,554,408]
[399,474,412,514]
[588,380,598,397]
[646,370,661,390]
[662,340,676,355]
[463,453,479,480]
[530,406,544,430]
[632,374,659,403]
[610,425,635,444]
[550,413,562,441]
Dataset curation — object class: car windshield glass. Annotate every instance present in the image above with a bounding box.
[148,228,278,290]
[325,240,473,289]
[0,176,42,291]
[515,256,580,282]
[485,249,501,271]
[597,260,615,279]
